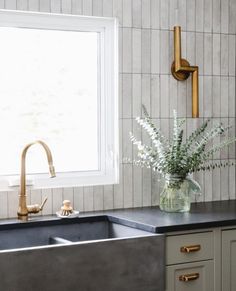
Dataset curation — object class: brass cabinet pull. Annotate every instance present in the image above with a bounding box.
[179,273,200,282]
[180,244,201,253]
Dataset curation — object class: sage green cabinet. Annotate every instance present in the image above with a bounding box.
[222,229,236,291]
[165,231,214,291]
[166,260,214,291]
[165,227,236,291]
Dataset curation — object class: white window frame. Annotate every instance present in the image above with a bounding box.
[0,10,119,191]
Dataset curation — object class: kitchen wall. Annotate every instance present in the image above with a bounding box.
[1,0,236,218]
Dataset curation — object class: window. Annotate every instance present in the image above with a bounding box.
[0,10,119,190]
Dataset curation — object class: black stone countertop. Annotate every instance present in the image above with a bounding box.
[102,200,236,233]
[1,200,236,233]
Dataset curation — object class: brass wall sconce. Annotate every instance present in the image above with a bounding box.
[171,26,199,118]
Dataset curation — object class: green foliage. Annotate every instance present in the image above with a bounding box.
[130,107,236,178]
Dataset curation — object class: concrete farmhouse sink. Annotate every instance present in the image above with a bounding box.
[0,215,165,291]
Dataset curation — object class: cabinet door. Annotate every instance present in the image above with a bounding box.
[222,229,236,291]
[166,260,214,291]
[166,231,213,265]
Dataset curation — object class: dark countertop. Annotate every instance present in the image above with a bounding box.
[102,200,236,233]
[1,200,236,233]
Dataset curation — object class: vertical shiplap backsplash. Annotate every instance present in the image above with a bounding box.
[0,0,236,218]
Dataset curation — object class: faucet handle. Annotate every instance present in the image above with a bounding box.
[39,197,48,210]
[27,197,48,214]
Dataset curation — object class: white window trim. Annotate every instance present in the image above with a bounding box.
[0,9,119,191]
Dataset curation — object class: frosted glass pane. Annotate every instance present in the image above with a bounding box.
[0,27,99,175]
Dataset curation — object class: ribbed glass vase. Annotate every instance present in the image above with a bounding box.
[159,174,201,213]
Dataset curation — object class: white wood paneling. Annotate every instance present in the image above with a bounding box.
[203,76,213,118]
[122,0,132,27]
[52,187,63,214]
[229,0,236,34]
[61,0,71,14]
[82,0,92,15]
[212,77,221,117]
[8,191,19,218]
[186,0,195,31]
[83,186,94,211]
[160,30,169,74]
[122,28,132,73]
[160,75,169,118]
[141,29,151,74]
[122,118,132,162]
[113,0,122,24]
[204,0,212,32]
[229,77,236,118]
[142,167,151,206]
[221,0,229,33]
[41,188,52,215]
[229,161,235,200]
[113,163,123,209]
[71,0,82,15]
[204,34,213,75]
[5,0,17,9]
[102,0,112,17]
[141,74,151,114]
[132,0,141,28]
[39,0,50,12]
[132,74,142,117]
[123,164,133,208]
[151,0,160,29]
[17,0,28,10]
[151,75,160,118]
[213,0,221,33]
[142,0,150,29]
[212,165,221,201]
[93,185,103,211]
[196,32,204,75]
[229,35,235,76]
[92,0,102,16]
[196,0,204,32]
[28,0,39,11]
[133,166,142,207]
[122,73,132,118]
[103,185,114,210]
[0,192,8,219]
[221,35,229,76]
[50,0,60,13]
[151,29,160,74]
[73,186,84,212]
[220,77,229,118]
[132,28,142,73]
[178,0,186,31]
[213,34,221,76]
[63,187,74,205]
[221,164,229,200]
[160,0,169,29]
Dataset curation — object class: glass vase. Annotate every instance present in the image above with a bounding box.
[159,174,201,213]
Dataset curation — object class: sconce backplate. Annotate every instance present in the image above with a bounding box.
[171,59,190,81]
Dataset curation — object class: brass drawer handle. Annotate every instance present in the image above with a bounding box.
[179,273,200,282]
[180,244,201,253]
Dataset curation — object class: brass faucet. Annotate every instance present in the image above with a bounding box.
[17,140,56,221]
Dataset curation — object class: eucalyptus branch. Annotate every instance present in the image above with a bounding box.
[130,107,236,177]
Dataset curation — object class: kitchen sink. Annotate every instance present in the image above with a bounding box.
[0,216,156,250]
[0,215,165,291]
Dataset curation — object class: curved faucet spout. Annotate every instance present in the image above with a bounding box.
[18,140,56,220]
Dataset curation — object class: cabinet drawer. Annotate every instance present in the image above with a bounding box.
[166,260,214,291]
[166,232,213,265]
